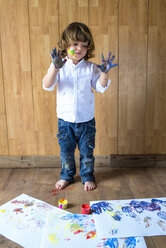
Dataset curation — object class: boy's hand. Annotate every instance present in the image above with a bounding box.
[50,48,67,69]
[97,52,118,73]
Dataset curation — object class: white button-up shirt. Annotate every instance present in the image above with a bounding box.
[43,57,111,123]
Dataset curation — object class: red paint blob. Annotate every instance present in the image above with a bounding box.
[81,204,91,214]
[86,231,96,239]
[74,230,84,234]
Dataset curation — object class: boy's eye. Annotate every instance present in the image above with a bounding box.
[73,43,78,46]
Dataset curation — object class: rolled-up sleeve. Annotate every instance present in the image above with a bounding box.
[96,79,111,93]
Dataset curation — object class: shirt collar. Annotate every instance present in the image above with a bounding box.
[66,56,85,67]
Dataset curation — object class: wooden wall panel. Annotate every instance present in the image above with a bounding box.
[0,37,8,155]
[59,0,89,33]
[145,0,166,154]
[118,0,148,154]
[89,0,118,155]
[0,0,166,157]
[29,0,60,155]
[0,0,35,155]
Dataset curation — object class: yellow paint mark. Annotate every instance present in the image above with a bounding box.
[0,210,6,213]
[67,49,76,58]
[48,233,59,245]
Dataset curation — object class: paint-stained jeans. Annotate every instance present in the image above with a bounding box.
[56,118,96,184]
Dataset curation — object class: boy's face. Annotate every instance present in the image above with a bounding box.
[67,41,88,64]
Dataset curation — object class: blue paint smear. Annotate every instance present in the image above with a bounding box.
[91,201,113,214]
[112,214,121,221]
[157,211,166,221]
[123,237,136,248]
[61,214,87,222]
[129,200,161,213]
[152,199,166,208]
[102,238,119,248]
[91,202,121,220]
[122,206,137,218]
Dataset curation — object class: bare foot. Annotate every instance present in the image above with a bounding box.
[84,181,96,191]
[55,180,69,190]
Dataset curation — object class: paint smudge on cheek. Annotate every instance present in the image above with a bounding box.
[67,48,76,59]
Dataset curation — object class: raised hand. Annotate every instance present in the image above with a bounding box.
[98,52,118,73]
[50,48,67,69]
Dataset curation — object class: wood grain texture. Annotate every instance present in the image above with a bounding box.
[0,0,35,155]
[29,0,59,155]
[145,0,166,154]
[118,0,148,154]
[89,0,118,154]
[0,0,166,156]
[59,0,89,33]
[0,36,8,155]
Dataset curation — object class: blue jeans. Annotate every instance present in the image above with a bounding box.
[56,118,96,184]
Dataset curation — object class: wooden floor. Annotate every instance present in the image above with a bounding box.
[0,165,166,248]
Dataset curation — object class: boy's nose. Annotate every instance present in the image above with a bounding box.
[77,45,82,50]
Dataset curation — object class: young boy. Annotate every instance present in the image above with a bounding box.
[42,22,118,191]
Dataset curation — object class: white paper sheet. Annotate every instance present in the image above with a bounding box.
[90,197,166,239]
[0,194,66,248]
[41,210,147,248]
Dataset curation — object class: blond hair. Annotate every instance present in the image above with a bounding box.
[58,22,95,60]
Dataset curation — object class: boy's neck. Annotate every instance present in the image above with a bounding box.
[68,56,83,65]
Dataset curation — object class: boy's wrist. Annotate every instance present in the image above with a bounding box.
[98,71,109,87]
[51,63,59,72]
[100,72,109,81]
